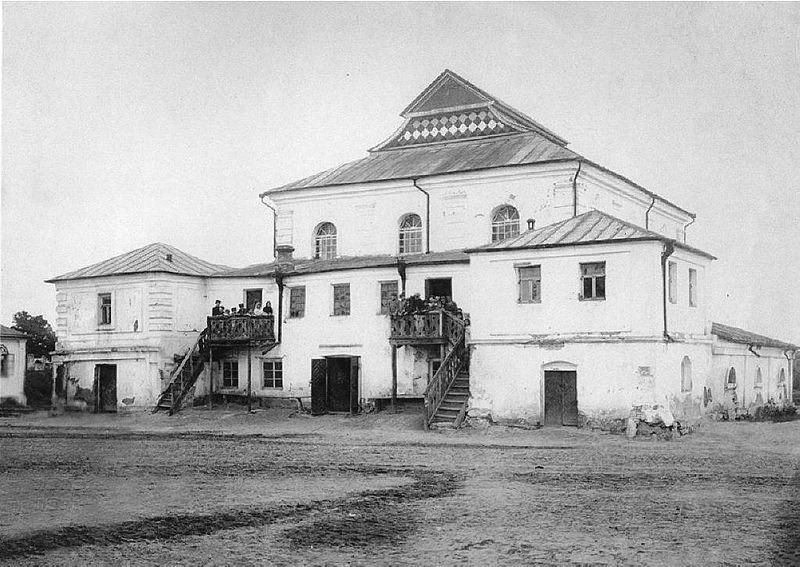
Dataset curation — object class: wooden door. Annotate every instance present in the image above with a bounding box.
[96,364,117,413]
[349,357,360,415]
[327,358,351,412]
[544,371,577,426]
[311,358,327,415]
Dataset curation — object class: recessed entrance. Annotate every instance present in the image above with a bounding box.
[425,278,452,300]
[310,356,359,415]
[544,370,578,426]
[94,364,117,413]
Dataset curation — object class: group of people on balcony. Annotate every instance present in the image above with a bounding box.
[210,300,273,317]
[387,293,465,320]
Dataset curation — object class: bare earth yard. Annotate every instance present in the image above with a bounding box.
[0,409,798,566]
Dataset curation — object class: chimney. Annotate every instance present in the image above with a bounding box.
[527,218,536,231]
[275,245,295,271]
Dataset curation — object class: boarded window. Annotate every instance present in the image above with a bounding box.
[289,287,306,318]
[681,356,692,392]
[0,354,14,377]
[726,367,736,389]
[380,281,399,314]
[491,205,520,242]
[518,265,541,303]
[668,262,678,304]
[98,293,112,325]
[580,262,605,300]
[263,360,283,389]
[688,268,697,307]
[333,283,350,316]
[223,361,239,388]
[314,222,337,260]
[398,214,423,254]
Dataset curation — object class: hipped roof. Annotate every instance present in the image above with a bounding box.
[711,322,798,350]
[1,325,28,339]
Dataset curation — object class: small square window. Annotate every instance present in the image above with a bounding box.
[579,262,605,300]
[223,361,239,388]
[517,265,541,303]
[263,360,283,389]
[289,287,306,318]
[98,293,112,325]
[333,283,350,316]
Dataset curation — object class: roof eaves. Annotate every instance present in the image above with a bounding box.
[466,236,662,254]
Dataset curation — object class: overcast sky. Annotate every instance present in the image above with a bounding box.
[2,2,799,343]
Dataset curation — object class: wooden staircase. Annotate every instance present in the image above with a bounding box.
[429,370,470,428]
[154,330,207,415]
[422,312,470,430]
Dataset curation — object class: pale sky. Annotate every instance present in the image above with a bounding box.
[2,2,799,344]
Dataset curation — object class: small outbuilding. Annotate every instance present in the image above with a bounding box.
[1,325,29,406]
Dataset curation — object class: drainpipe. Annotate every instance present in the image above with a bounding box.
[645,197,655,230]
[260,194,278,259]
[682,216,696,244]
[572,160,583,217]
[396,257,407,295]
[412,178,431,253]
[275,272,284,343]
[748,345,761,358]
[661,241,675,342]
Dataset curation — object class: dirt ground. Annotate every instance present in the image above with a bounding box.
[0,408,798,566]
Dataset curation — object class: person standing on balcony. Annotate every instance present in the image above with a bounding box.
[211,300,224,316]
[252,302,263,316]
[263,301,273,315]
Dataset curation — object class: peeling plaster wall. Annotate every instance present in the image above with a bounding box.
[469,340,711,424]
[63,354,160,410]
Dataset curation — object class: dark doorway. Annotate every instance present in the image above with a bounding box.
[94,364,117,413]
[425,278,452,300]
[244,289,263,312]
[544,370,578,426]
[310,356,359,415]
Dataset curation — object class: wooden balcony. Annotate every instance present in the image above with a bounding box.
[206,315,275,345]
[389,310,463,346]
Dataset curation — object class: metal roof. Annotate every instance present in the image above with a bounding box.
[468,210,715,259]
[264,132,579,194]
[711,322,798,350]
[47,243,231,282]
[217,250,469,278]
[1,325,28,339]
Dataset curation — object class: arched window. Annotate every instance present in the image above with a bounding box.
[314,222,337,260]
[755,367,763,387]
[726,367,737,389]
[398,213,423,254]
[681,356,692,392]
[778,369,787,401]
[491,205,520,242]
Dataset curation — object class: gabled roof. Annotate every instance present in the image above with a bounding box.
[711,322,798,350]
[1,325,28,339]
[47,243,230,282]
[216,250,469,278]
[468,209,715,259]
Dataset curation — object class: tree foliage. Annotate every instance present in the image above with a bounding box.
[11,311,56,358]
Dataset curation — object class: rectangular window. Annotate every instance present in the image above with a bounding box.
[517,265,541,303]
[580,262,605,300]
[332,283,350,316]
[0,354,14,377]
[289,286,306,318]
[263,359,283,389]
[688,268,697,307]
[222,361,239,388]
[98,293,112,325]
[379,281,399,314]
[668,261,678,304]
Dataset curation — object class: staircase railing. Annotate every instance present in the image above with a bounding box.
[422,312,468,429]
[154,329,207,414]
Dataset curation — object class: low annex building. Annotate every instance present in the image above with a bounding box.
[47,70,797,427]
[1,325,28,406]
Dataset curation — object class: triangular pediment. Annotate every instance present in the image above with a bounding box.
[402,70,491,116]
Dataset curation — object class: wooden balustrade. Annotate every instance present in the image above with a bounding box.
[206,315,275,344]
[389,310,445,345]
[422,322,467,429]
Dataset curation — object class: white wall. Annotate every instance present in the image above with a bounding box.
[269,162,693,260]
[711,341,793,412]
[0,336,27,405]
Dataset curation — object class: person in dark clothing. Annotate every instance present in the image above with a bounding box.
[263,301,273,315]
[211,300,224,316]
